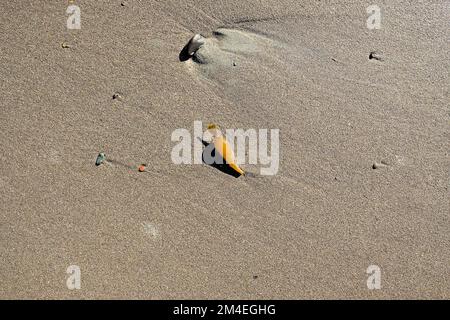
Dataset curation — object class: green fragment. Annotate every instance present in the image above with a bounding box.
[96,153,106,166]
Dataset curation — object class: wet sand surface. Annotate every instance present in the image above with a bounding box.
[0,1,448,299]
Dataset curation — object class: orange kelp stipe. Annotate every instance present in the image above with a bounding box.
[207,124,245,176]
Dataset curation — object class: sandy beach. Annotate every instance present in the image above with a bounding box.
[0,0,448,299]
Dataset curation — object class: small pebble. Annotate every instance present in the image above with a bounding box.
[96,153,106,166]
[61,43,71,49]
[112,93,123,100]
[372,161,388,169]
[369,51,383,61]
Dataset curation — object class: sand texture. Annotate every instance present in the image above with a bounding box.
[0,1,449,299]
